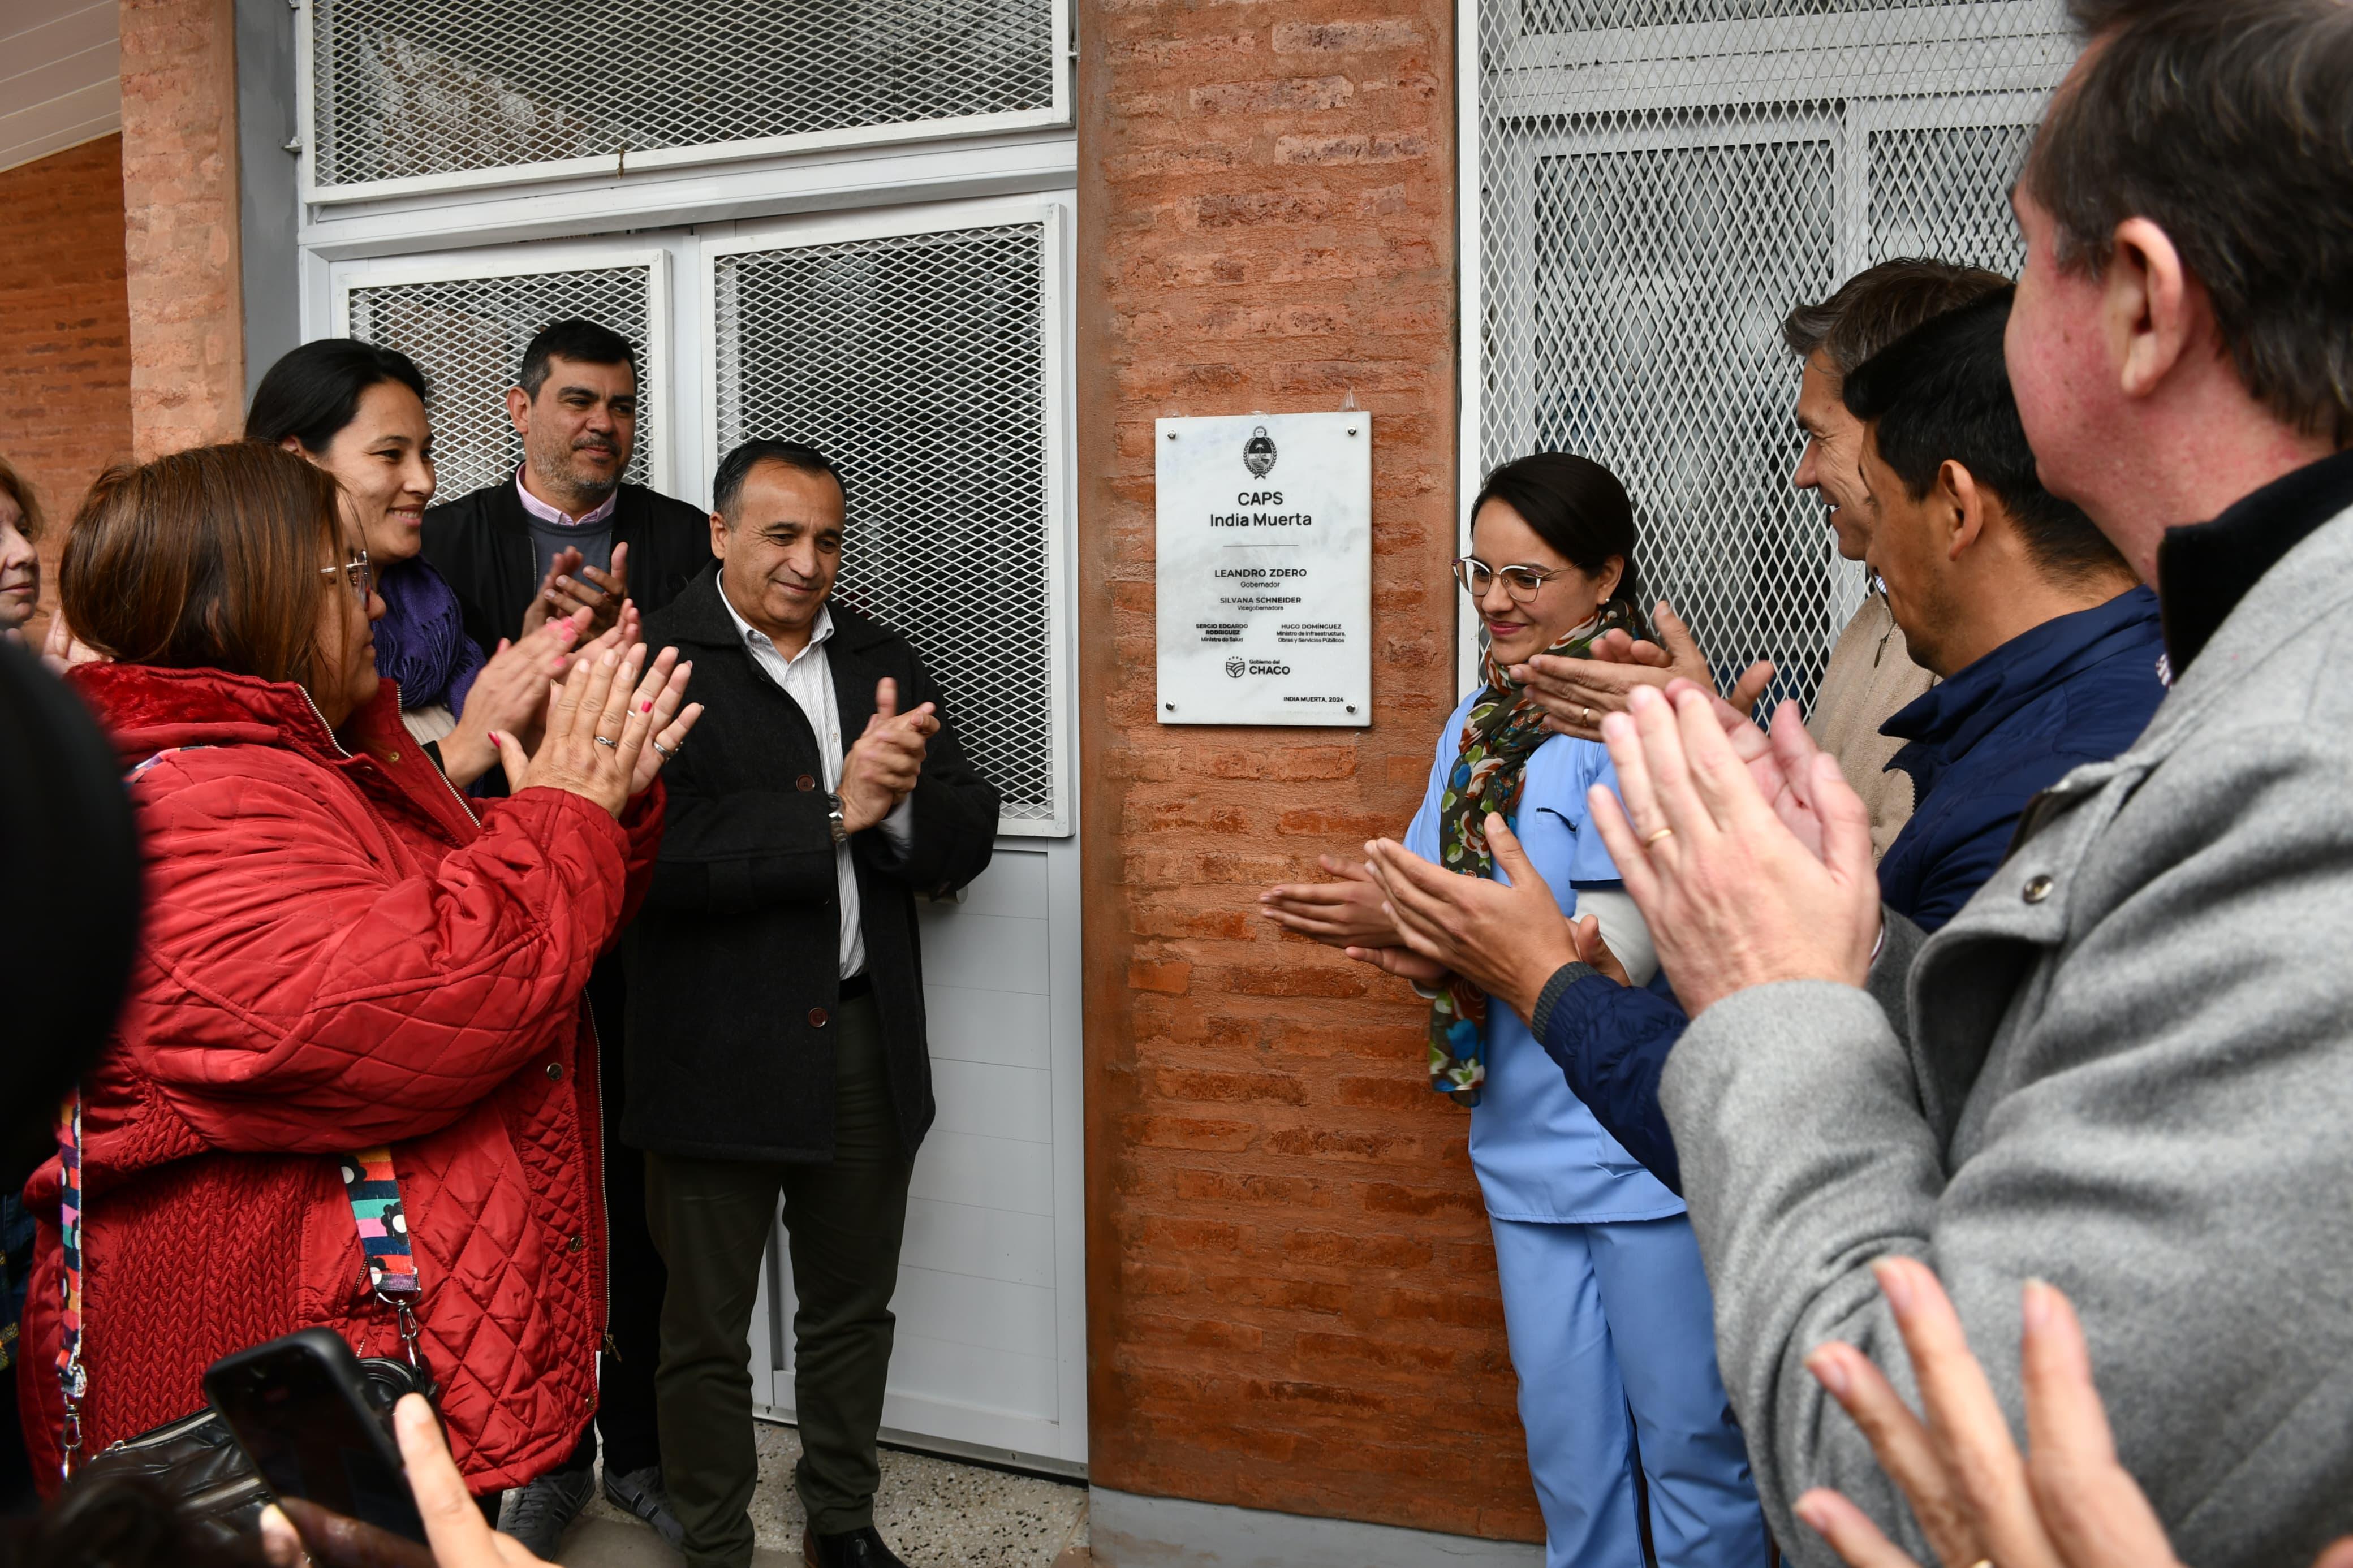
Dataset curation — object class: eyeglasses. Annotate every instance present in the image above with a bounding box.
[1453,556,1575,605]
[320,547,374,602]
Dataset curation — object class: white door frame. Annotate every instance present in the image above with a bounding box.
[299,165,1086,1474]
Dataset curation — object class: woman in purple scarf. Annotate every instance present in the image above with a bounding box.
[247,340,585,787]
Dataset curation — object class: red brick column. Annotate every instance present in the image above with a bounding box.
[120,0,244,459]
[0,136,133,636]
[1075,0,1542,1541]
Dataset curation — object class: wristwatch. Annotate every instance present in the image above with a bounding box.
[825,791,850,845]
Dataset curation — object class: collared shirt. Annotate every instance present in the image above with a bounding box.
[717,582,914,978]
[2157,446,2353,673]
[514,465,619,589]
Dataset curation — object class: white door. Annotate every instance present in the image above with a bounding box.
[330,199,1088,1471]
[1462,0,2078,697]
[705,196,1087,1470]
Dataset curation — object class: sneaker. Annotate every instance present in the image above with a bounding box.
[602,1464,686,1548]
[802,1524,910,1568]
[497,1465,596,1559]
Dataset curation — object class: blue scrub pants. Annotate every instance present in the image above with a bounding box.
[1490,1214,1768,1568]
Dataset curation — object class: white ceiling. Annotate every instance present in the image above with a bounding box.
[0,0,120,176]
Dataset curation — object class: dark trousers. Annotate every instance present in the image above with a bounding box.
[550,961,666,1481]
[645,994,912,1568]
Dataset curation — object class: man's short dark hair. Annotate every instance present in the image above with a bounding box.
[1782,258,2014,377]
[2028,0,2353,444]
[518,319,638,398]
[712,438,846,521]
[1843,290,2126,585]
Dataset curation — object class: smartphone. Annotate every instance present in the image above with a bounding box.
[202,1328,429,1547]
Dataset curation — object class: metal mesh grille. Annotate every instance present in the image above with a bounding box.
[346,267,657,502]
[311,0,1057,190]
[1474,0,2070,709]
[713,224,1055,827]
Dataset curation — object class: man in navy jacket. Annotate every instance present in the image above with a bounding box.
[1369,290,2164,1194]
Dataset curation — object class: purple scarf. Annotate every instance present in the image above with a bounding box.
[374,557,485,716]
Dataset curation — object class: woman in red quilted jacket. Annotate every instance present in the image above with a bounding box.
[12,442,700,1499]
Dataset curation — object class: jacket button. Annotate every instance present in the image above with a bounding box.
[545,1062,564,1081]
[809,1007,829,1027]
[567,1233,585,1254]
[796,775,817,792]
[385,750,401,763]
[2022,874,2055,904]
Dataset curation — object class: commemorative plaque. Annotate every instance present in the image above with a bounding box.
[1154,412,1372,727]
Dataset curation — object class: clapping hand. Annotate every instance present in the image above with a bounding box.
[837,677,938,832]
[1260,856,1402,948]
[1362,817,1579,1025]
[1514,600,1775,742]
[1797,1261,2353,1568]
[492,643,698,817]
[437,608,592,788]
[519,542,631,638]
[1588,683,1878,1017]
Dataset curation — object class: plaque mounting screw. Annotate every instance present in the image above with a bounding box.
[1164,702,1175,711]
[1165,431,1176,440]
[1347,705,1358,713]
[1347,427,1358,436]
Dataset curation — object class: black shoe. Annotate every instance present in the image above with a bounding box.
[497,1465,596,1558]
[801,1524,909,1568]
[602,1465,686,1548]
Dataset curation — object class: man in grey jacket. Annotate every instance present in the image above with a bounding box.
[1584,3,2353,1566]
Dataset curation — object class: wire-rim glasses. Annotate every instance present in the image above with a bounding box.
[320,546,374,602]
[1453,555,1574,605]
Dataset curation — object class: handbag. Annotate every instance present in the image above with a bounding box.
[52,1093,440,1541]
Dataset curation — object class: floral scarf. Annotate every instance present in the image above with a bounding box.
[1427,600,1638,1105]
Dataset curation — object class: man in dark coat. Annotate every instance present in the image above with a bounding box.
[417,316,710,1553]
[420,317,710,653]
[627,438,998,1568]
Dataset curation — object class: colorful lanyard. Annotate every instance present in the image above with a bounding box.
[57,747,432,1478]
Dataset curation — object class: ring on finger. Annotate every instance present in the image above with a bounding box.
[1644,826,1675,845]
[1581,705,1596,725]
[593,735,619,748]
[651,739,679,759]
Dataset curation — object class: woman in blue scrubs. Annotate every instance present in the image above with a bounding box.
[1265,453,1766,1567]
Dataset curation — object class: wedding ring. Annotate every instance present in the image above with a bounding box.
[593,735,618,748]
[651,739,678,759]
[1644,826,1675,845]
[1582,705,1596,725]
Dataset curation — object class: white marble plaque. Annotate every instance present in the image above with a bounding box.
[1154,412,1371,727]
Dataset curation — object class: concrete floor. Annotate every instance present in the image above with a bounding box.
[554,1423,1091,1568]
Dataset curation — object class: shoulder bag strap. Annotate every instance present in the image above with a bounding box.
[54,750,441,1480]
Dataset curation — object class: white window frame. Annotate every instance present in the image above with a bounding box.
[1454,0,2066,690]
[327,239,678,499]
[697,195,1075,837]
[293,0,1073,207]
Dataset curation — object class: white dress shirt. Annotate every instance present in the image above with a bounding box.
[718,583,915,978]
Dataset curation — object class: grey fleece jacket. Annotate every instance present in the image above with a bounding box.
[1660,500,2353,1568]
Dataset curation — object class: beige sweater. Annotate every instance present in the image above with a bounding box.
[1808,591,1936,861]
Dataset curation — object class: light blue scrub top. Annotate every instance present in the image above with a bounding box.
[1406,690,1686,1225]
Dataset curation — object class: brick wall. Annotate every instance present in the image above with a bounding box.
[1075,0,1542,1542]
[0,135,134,638]
[120,0,243,459]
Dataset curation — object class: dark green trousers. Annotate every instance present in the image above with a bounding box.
[644,994,912,1568]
